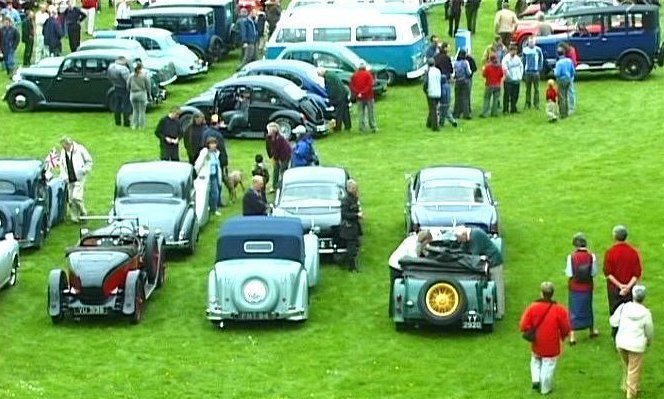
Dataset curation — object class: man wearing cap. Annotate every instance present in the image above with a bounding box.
[59,137,93,223]
[154,107,183,161]
[318,67,351,131]
[107,55,131,127]
[604,225,642,315]
[350,63,377,133]
[455,225,505,318]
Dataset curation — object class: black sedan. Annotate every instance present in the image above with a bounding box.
[181,75,329,139]
[405,166,500,236]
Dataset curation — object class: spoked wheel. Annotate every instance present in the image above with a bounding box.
[8,258,18,287]
[130,278,146,325]
[274,117,294,141]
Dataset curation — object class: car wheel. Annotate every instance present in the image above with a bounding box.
[209,37,224,63]
[418,279,467,326]
[130,277,146,325]
[34,216,47,249]
[143,232,159,284]
[273,117,294,140]
[7,89,36,112]
[619,53,650,81]
[8,258,18,287]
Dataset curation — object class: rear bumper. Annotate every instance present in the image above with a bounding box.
[180,62,209,77]
[206,307,307,321]
[165,239,190,248]
[62,294,120,316]
[159,74,178,87]
[407,64,427,79]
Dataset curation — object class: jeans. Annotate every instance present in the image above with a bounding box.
[358,99,376,131]
[272,159,289,191]
[453,80,471,118]
[209,171,220,213]
[503,81,520,113]
[439,103,457,126]
[482,86,501,117]
[619,349,645,399]
[523,72,540,108]
[426,97,440,130]
[568,80,576,114]
[3,49,17,74]
[111,88,131,126]
[531,355,558,395]
[556,77,571,118]
[130,91,148,129]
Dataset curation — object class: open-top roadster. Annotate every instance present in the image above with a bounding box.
[47,216,166,324]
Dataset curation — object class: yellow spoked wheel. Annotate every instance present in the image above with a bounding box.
[424,282,460,317]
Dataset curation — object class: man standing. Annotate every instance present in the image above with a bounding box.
[501,45,523,114]
[265,0,281,38]
[63,0,86,52]
[424,58,442,131]
[452,49,473,120]
[434,42,453,80]
[319,67,351,131]
[107,56,131,127]
[604,225,642,315]
[154,107,183,161]
[265,122,291,193]
[184,113,206,165]
[553,46,574,119]
[519,282,571,396]
[522,37,544,109]
[454,225,505,318]
[424,35,440,59]
[340,179,362,273]
[22,11,35,67]
[43,9,63,57]
[238,8,257,69]
[81,0,98,36]
[34,3,50,63]
[465,0,481,34]
[494,1,518,47]
[481,54,504,117]
[0,3,21,26]
[562,42,578,114]
[1,18,19,76]
[448,0,463,37]
[350,63,377,133]
[59,137,93,223]
[242,175,267,216]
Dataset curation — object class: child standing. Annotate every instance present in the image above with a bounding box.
[439,74,458,128]
[251,154,270,188]
[545,79,559,123]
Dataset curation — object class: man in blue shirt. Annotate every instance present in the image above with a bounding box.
[554,46,575,119]
[521,37,544,109]
[238,8,257,69]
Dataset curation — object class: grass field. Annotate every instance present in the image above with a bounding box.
[1,2,663,399]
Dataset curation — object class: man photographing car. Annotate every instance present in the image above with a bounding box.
[59,137,93,223]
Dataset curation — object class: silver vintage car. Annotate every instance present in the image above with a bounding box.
[0,207,20,289]
[206,216,320,328]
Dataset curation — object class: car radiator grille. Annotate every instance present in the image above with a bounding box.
[78,288,108,305]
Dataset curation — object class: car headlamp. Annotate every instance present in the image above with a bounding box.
[242,279,267,304]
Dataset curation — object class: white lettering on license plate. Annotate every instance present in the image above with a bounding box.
[462,313,482,329]
[74,306,107,315]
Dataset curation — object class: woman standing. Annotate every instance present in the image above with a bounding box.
[194,137,222,216]
[565,233,600,345]
[34,3,49,62]
[126,63,152,130]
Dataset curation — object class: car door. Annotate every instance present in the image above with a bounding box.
[567,13,605,64]
[248,86,279,130]
[213,85,239,115]
[46,58,89,103]
[81,58,113,105]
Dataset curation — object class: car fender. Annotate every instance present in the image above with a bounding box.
[180,105,205,119]
[4,81,45,102]
[47,177,66,228]
[122,269,142,315]
[207,269,218,305]
[47,269,67,317]
[303,231,320,288]
[292,272,309,320]
[618,49,653,67]
[27,205,45,244]
[180,207,197,242]
[268,109,304,124]
[392,278,406,323]
[232,275,280,313]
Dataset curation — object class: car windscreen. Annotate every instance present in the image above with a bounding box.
[280,183,342,202]
[418,183,484,204]
[0,180,16,195]
[125,182,175,197]
[336,46,364,68]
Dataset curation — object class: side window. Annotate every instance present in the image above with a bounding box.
[136,37,160,50]
[629,13,644,30]
[275,28,307,43]
[410,23,421,39]
[607,14,627,33]
[151,17,178,33]
[288,51,313,63]
[61,59,83,75]
[356,25,397,42]
[312,27,351,42]
[84,58,104,75]
[251,88,280,104]
[313,52,341,69]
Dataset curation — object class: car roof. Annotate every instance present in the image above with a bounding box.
[114,27,173,37]
[286,6,417,23]
[278,42,353,52]
[67,49,135,59]
[0,159,43,180]
[130,6,214,15]
[242,59,318,74]
[79,38,143,50]
[558,4,659,17]
[116,161,193,185]
[150,0,233,7]
[219,75,301,91]
[418,166,486,185]
[282,166,347,187]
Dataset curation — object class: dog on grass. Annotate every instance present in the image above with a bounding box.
[224,170,245,202]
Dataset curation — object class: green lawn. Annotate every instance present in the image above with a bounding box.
[1,3,663,399]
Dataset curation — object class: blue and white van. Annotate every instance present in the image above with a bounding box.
[265,8,428,81]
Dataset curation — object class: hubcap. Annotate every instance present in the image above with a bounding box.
[425,282,459,317]
[14,94,27,108]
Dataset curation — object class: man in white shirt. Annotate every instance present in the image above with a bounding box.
[59,137,93,222]
[501,45,523,114]
[34,3,50,63]
[424,58,442,131]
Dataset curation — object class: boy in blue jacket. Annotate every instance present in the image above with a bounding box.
[438,75,458,128]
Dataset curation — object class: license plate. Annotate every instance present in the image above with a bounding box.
[73,306,107,316]
[461,313,482,329]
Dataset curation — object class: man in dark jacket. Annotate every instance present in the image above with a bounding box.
[107,56,131,127]
[154,107,182,161]
[63,0,85,52]
[1,17,20,75]
[242,175,267,216]
[265,0,281,37]
[265,121,291,193]
[466,0,481,34]
[43,10,63,56]
[22,11,35,66]
[434,42,453,80]
[340,179,363,272]
[319,67,350,131]
[184,113,206,165]
[238,8,257,68]
[448,0,463,37]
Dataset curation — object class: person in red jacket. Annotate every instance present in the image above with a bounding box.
[480,54,503,117]
[349,63,377,133]
[519,282,571,395]
[545,79,558,122]
[604,225,642,315]
[565,233,600,345]
[81,0,98,35]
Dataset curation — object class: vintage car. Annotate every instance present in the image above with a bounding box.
[0,207,20,289]
[111,161,208,253]
[519,0,614,18]
[93,28,208,78]
[235,60,334,119]
[272,166,349,255]
[78,38,178,86]
[206,216,320,328]
[405,166,501,244]
[536,5,664,80]
[272,42,389,96]
[4,49,165,112]
[0,159,66,248]
[47,216,166,324]
[181,75,329,139]
[389,230,498,332]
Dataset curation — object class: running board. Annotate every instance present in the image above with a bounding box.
[144,281,157,300]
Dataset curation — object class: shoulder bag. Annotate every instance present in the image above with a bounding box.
[522,302,554,342]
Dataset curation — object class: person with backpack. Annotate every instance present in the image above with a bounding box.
[565,233,600,345]
[291,127,319,167]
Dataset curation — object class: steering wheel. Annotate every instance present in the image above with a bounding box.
[110,224,135,242]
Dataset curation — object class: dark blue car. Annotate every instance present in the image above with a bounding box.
[236,60,334,119]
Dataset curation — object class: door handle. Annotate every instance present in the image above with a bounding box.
[83,77,90,82]
[601,37,608,42]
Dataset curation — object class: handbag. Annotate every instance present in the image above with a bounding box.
[522,302,554,342]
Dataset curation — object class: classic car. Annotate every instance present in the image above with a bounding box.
[4,49,165,113]
[47,216,166,324]
[78,38,178,86]
[111,161,207,253]
[235,59,334,119]
[389,230,498,332]
[93,27,208,78]
[0,159,66,248]
[536,5,664,80]
[272,42,389,96]
[272,166,349,255]
[206,216,320,328]
[0,207,20,289]
[405,166,501,245]
[181,75,329,139]
[519,0,615,18]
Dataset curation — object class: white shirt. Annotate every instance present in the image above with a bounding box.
[426,67,442,99]
[501,54,524,82]
[388,229,446,270]
[59,143,93,183]
[35,10,49,36]
[610,302,654,353]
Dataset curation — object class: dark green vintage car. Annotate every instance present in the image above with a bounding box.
[3,49,165,113]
